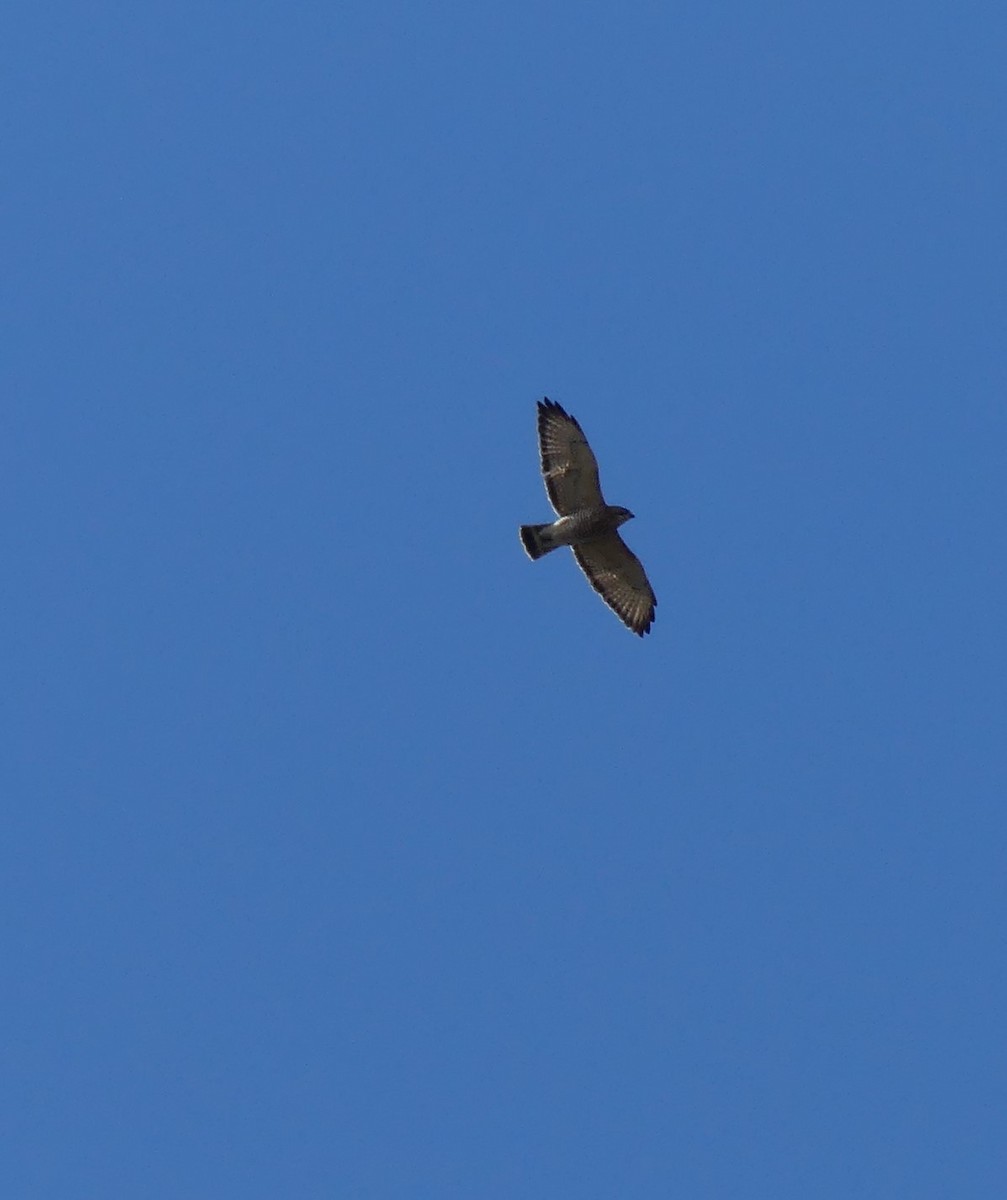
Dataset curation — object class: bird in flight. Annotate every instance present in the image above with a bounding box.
[520,398,656,636]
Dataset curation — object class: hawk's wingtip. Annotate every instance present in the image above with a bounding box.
[537,397,575,426]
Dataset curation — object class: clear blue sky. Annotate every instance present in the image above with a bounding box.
[5,2,1005,1196]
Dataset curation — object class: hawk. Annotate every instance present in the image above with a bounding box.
[520,398,656,636]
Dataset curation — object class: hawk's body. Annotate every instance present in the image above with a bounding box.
[520,398,656,637]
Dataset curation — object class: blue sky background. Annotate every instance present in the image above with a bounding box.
[4,2,1006,1195]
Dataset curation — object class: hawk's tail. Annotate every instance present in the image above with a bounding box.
[519,524,558,560]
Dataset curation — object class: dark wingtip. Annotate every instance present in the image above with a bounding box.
[630,605,655,636]
[537,397,579,434]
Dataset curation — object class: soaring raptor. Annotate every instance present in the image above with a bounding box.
[520,398,656,636]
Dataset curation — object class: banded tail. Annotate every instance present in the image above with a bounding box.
[520,523,560,560]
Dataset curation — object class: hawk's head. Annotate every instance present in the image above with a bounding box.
[610,505,635,527]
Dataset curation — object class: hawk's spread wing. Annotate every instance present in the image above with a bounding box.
[537,398,604,515]
[573,534,657,637]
